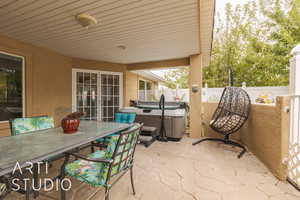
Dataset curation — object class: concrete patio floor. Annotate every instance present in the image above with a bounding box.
[6,137,300,200]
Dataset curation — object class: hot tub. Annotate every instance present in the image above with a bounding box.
[120,102,187,141]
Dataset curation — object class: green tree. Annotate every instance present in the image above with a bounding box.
[203,0,299,87]
[163,68,189,89]
[204,1,264,87]
[164,0,299,88]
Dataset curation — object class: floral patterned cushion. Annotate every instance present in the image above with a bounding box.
[95,113,135,143]
[65,150,108,187]
[0,183,7,197]
[65,125,140,187]
[11,116,55,136]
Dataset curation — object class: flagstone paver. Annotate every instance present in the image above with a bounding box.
[5,137,300,200]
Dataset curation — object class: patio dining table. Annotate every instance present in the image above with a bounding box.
[0,121,131,177]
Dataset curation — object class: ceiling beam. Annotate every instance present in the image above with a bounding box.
[126,57,190,70]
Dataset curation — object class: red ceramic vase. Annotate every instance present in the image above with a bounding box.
[61,118,80,134]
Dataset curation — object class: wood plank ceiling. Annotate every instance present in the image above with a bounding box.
[0,0,200,64]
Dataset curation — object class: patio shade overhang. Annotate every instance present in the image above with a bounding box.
[0,0,215,66]
[0,0,215,138]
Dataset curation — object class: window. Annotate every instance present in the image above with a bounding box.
[139,79,153,101]
[0,52,24,121]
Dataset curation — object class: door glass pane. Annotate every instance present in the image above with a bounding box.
[85,85,91,96]
[107,96,113,106]
[77,96,83,107]
[91,96,97,107]
[114,97,119,106]
[108,86,113,95]
[84,107,91,119]
[108,107,113,118]
[100,73,121,121]
[102,96,108,106]
[91,108,97,120]
[114,86,119,95]
[102,107,107,118]
[113,75,119,85]
[101,85,107,95]
[77,72,84,83]
[91,85,97,95]
[101,74,107,85]
[77,84,83,96]
[107,75,113,85]
[86,96,91,107]
[75,71,98,121]
[91,73,97,85]
[84,73,91,84]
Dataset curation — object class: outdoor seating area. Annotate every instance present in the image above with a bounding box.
[1,0,300,199]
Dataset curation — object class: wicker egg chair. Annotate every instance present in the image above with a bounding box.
[193,87,251,158]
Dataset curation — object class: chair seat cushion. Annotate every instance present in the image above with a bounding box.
[65,151,108,187]
[210,115,242,132]
[65,135,122,187]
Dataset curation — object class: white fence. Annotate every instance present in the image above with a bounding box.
[159,86,288,104]
[287,45,300,188]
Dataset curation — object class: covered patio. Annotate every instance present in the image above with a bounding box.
[0,0,299,199]
[5,138,300,200]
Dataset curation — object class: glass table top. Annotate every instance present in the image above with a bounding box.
[0,121,130,176]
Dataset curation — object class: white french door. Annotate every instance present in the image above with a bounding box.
[72,69,123,121]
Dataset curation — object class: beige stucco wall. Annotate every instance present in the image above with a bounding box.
[203,96,290,181]
[0,34,72,137]
[0,34,128,137]
[189,54,203,138]
[0,33,162,137]
[124,71,139,107]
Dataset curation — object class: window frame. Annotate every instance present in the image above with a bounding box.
[0,51,26,123]
[138,78,153,101]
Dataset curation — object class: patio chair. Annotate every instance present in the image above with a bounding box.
[60,123,143,200]
[192,87,251,158]
[9,116,57,199]
[91,112,136,152]
[10,115,54,136]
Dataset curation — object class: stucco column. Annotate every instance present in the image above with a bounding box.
[189,54,203,138]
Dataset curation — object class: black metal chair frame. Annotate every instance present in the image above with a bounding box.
[0,175,11,200]
[193,87,251,158]
[90,112,137,152]
[60,123,142,200]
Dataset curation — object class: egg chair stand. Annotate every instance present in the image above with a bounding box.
[192,87,251,159]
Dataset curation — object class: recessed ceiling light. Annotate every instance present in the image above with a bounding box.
[75,13,98,28]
